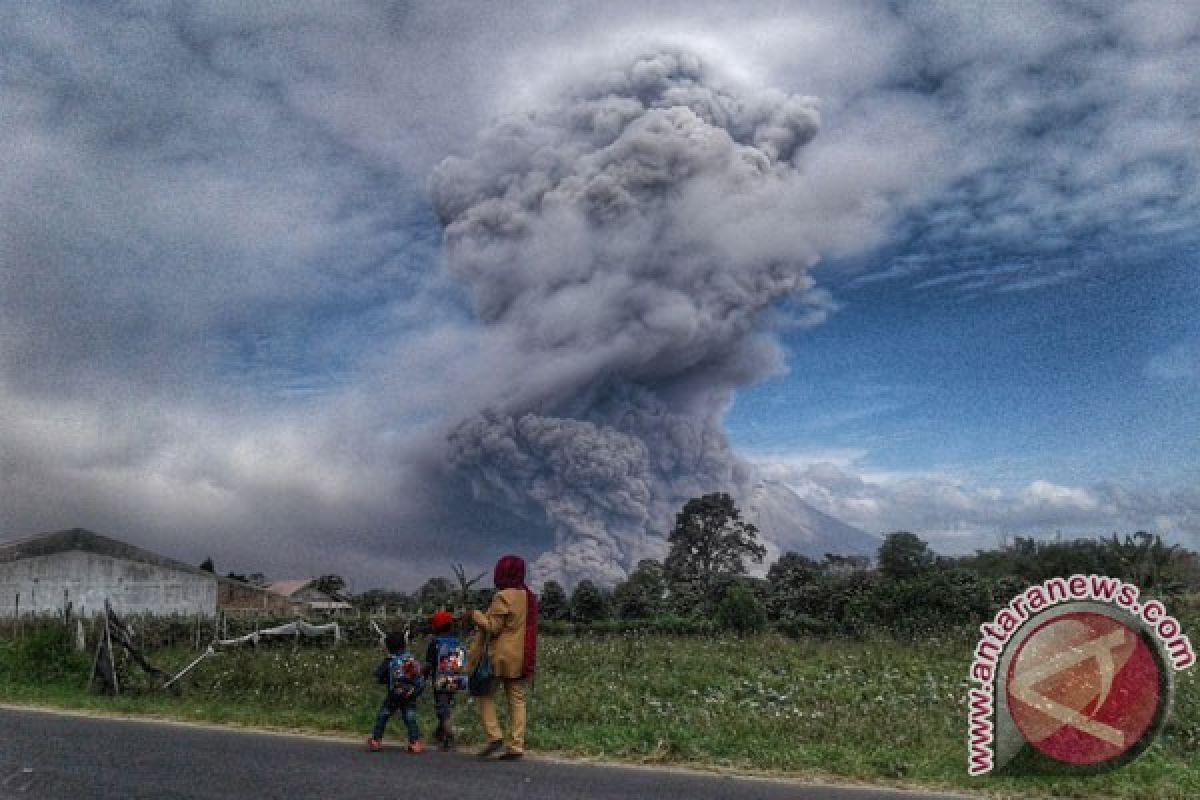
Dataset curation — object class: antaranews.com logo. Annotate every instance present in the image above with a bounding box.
[967,575,1195,776]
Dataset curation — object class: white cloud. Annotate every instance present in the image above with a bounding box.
[752,454,1199,555]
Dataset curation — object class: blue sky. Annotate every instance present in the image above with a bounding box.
[731,236,1198,551]
[2,2,1197,585]
[733,244,1198,483]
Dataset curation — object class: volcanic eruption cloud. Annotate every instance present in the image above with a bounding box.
[430,51,830,587]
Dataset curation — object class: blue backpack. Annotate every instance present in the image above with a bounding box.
[387,652,424,699]
[431,635,469,693]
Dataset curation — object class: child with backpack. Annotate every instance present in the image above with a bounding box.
[367,631,426,753]
[425,609,469,750]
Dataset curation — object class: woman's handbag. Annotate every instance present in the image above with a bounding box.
[468,633,494,696]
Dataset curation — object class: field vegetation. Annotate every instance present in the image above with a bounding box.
[2,609,1197,799]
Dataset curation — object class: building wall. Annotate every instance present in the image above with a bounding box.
[217,581,301,614]
[0,550,217,617]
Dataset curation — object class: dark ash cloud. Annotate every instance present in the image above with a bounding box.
[429,51,825,585]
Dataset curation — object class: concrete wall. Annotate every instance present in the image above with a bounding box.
[0,550,217,617]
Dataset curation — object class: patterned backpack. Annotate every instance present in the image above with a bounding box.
[387,652,424,699]
[431,635,469,693]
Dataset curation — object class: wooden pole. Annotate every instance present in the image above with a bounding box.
[104,600,119,695]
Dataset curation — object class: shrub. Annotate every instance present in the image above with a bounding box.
[716,585,767,635]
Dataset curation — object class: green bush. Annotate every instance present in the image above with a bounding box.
[716,585,766,634]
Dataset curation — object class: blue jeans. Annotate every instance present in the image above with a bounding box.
[371,696,419,742]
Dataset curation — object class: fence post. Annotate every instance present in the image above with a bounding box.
[104,599,119,695]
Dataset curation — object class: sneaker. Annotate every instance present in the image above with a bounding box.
[499,752,524,761]
[367,738,383,752]
[477,739,504,759]
[407,740,424,754]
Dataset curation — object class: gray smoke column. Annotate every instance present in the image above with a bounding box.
[432,50,827,586]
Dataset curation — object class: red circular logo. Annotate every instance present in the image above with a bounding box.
[1005,611,1163,765]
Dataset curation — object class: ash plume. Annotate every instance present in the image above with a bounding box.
[430,50,826,586]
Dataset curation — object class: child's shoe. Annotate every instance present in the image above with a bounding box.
[407,740,424,754]
[367,738,383,752]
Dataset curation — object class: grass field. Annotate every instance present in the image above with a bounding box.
[2,626,1197,799]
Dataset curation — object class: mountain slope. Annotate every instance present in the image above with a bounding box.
[740,479,879,566]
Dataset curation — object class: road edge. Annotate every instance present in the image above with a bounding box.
[0,702,995,799]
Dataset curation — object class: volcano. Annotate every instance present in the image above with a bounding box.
[739,478,879,569]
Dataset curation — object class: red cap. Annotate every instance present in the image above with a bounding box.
[431,609,455,632]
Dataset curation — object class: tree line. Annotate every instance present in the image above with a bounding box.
[340,493,1200,637]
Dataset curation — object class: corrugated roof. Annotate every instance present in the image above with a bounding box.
[0,528,214,579]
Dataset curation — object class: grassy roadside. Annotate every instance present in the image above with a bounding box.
[2,631,1197,799]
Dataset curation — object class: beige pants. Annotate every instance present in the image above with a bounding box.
[477,677,527,754]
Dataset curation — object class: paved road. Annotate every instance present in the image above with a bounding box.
[0,708,972,800]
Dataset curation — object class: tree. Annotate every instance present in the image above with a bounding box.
[1105,532,1182,592]
[569,580,610,624]
[878,532,935,581]
[315,574,347,599]
[451,563,488,613]
[765,552,821,619]
[664,492,766,614]
[416,576,455,611]
[767,552,820,586]
[613,559,666,619]
[539,581,568,621]
[199,557,215,573]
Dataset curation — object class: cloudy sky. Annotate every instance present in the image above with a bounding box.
[2,2,1197,589]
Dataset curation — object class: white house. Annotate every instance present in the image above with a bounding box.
[0,528,218,617]
[266,578,354,614]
